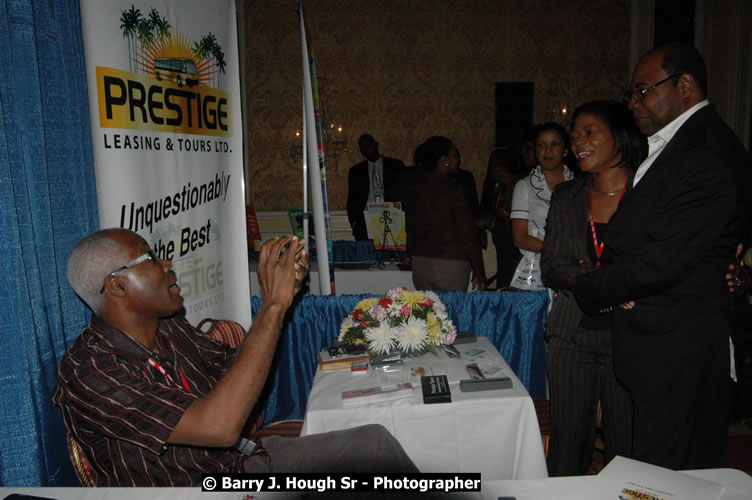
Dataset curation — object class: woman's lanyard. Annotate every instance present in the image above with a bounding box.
[148,357,193,393]
[588,183,627,268]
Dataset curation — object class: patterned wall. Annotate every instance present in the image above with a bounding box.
[243,0,631,211]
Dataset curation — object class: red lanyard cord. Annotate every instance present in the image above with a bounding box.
[588,183,627,268]
[148,358,193,393]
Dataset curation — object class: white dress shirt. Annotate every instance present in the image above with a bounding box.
[632,100,709,186]
[367,156,384,202]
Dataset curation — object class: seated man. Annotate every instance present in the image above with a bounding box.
[347,134,406,241]
[53,228,417,486]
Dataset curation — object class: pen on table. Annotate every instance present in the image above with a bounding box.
[469,349,486,357]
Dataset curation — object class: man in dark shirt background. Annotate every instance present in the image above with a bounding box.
[346,134,405,240]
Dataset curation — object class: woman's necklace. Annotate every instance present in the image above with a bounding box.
[591,182,625,196]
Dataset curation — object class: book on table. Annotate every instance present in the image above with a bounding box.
[421,375,452,403]
[341,383,415,407]
[318,348,370,371]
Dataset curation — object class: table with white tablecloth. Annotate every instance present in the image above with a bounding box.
[300,337,548,480]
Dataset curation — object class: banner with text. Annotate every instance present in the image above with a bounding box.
[80,0,251,328]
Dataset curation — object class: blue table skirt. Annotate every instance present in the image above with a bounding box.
[251,290,548,426]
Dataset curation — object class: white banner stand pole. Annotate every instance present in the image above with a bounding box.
[299,3,331,295]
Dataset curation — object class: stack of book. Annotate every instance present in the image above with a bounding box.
[317,349,370,371]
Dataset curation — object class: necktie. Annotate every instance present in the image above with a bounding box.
[372,167,383,201]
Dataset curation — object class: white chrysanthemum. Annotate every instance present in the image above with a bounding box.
[395,316,429,352]
[338,317,357,342]
[365,323,395,355]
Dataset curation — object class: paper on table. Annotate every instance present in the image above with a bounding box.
[581,456,723,500]
[471,360,505,379]
[341,383,415,407]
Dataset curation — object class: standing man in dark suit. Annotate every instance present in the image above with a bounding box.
[346,134,405,241]
[574,43,751,470]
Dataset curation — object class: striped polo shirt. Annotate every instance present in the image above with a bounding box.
[53,314,243,486]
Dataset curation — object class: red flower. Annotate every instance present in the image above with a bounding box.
[400,305,411,316]
[422,298,433,307]
[378,297,392,308]
[360,319,367,327]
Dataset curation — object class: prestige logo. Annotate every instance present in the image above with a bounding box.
[96,5,232,137]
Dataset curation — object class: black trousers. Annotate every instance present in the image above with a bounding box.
[613,314,731,470]
[546,332,633,476]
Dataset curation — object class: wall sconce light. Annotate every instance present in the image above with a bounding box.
[290,77,348,163]
[545,78,573,125]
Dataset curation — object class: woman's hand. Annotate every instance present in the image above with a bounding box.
[472,275,486,291]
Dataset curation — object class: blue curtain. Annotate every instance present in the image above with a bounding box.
[0,0,97,487]
[252,290,547,426]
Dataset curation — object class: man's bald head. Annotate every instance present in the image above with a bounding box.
[67,228,138,315]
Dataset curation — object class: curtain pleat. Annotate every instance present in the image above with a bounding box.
[0,0,97,486]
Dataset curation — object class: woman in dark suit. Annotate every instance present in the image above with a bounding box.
[541,101,645,476]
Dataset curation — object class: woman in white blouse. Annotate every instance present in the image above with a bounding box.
[509,122,574,289]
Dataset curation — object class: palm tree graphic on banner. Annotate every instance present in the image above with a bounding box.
[118,4,227,89]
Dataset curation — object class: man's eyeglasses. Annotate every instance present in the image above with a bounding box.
[624,73,682,103]
[100,249,159,293]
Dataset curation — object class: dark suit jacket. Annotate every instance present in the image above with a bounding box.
[541,176,592,341]
[573,104,751,384]
[346,156,405,240]
[543,175,634,344]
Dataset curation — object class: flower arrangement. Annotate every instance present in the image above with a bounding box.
[338,288,457,355]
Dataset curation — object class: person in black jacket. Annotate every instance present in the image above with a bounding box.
[346,134,405,241]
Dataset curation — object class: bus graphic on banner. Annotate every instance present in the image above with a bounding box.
[154,57,198,87]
